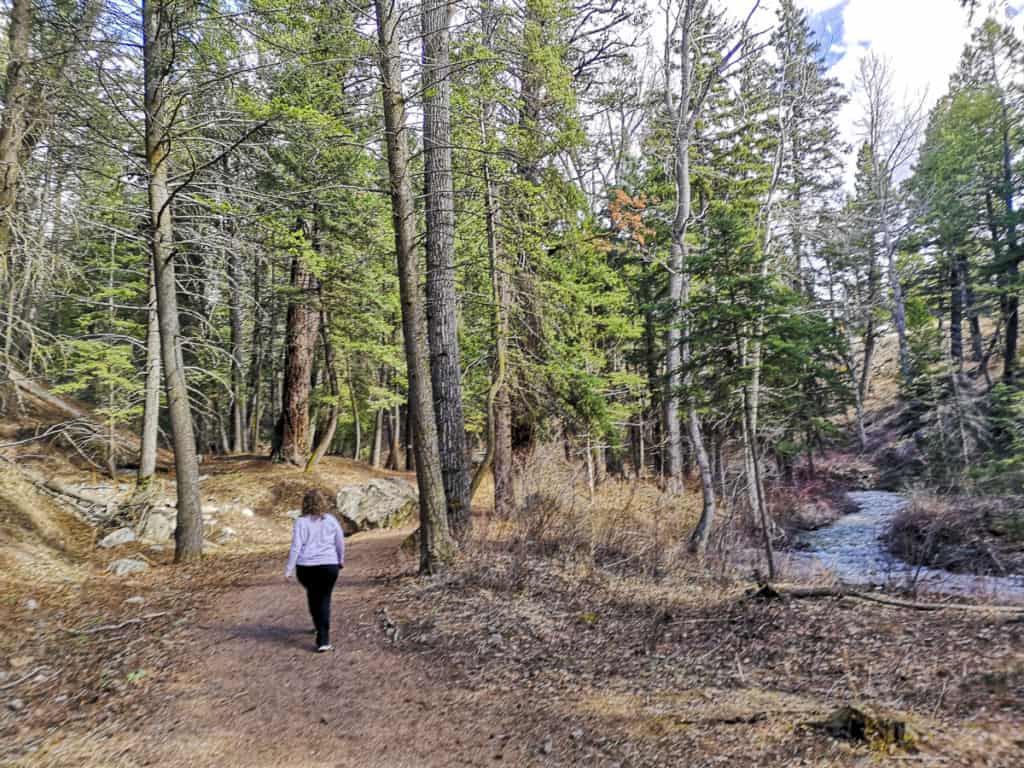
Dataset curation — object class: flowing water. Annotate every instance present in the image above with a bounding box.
[790,490,1024,603]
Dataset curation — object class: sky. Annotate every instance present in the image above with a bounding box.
[714,0,1024,183]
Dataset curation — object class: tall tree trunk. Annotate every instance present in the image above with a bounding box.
[270,238,320,466]
[375,0,452,572]
[0,0,31,345]
[961,256,984,365]
[387,401,402,470]
[664,4,717,550]
[229,233,247,452]
[470,117,513,515]
[950,252,964,369]
[422,0,470,535]
[142,0,202,562]
[879,188,912,385]
[371,410,384,467]
[306,310,340,472]
[743,385,775,580]
[246,253,264,449]
[347,356,361,461]
[137,266,161,491]
[1000,101,1020,383]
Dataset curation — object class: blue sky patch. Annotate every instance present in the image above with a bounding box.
[808,1,851,68]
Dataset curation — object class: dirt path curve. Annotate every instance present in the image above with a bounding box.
[130,528,529,768]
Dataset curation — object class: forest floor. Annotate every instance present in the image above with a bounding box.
[2,469,1024,767]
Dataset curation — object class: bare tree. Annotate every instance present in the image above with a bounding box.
[854,52,925,389]
[659,0,762,552]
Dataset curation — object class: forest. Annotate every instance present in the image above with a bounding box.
[2,0,1024,765]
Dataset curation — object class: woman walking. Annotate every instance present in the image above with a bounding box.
[285,489,345,652]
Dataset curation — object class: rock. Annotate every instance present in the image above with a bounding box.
[124,596,145,605]
[24,599,38,611]
[241,508,255,518]
[98,527,136,549]
[335,478,418,535]
[8,699,25,712]
[139,512,175,543]
[108,558,150,577]
[286,509,301,520]
[786,500,839,532]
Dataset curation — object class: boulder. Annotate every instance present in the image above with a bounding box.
[108,558,149,577]
[98,527,136,549]
[786,500,839,532]
[139,512,175,543]
[335,478,417,535]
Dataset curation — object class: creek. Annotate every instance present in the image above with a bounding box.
[791,490,1024,603]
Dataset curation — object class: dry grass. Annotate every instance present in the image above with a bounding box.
[0,468,92,583]
[465,443,703,581]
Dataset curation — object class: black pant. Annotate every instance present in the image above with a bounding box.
[296,564,339,646]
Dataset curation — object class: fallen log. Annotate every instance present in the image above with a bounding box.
[6,366,89,419]
[747,582,1024,614]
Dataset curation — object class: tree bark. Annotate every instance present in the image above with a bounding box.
[142,0,202,562]
[375,0,453,572]
[0,0,31,326]
[270,236,320,466]
[422,0,471,535]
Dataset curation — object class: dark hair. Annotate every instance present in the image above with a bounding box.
[302,489,330,518]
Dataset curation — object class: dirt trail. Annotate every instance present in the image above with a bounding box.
[121,529,530,768]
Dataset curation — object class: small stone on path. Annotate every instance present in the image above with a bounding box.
[108,558,150,577]
[98,528,136,549]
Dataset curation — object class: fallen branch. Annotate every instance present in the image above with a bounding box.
[66,611,170,635]
[0,666,49,691]
[747,583,1024,614]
